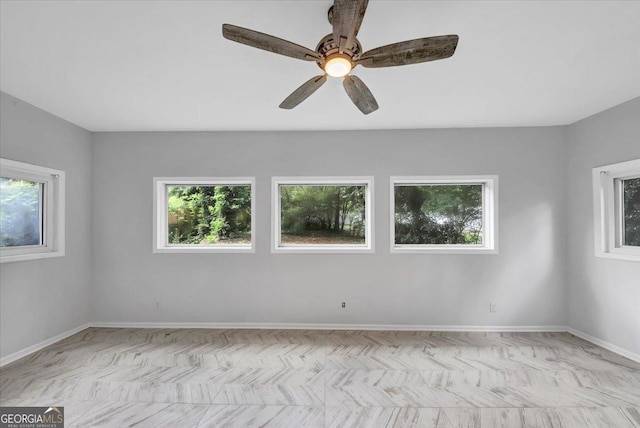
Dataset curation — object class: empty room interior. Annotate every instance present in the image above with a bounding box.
[1,1,639,427]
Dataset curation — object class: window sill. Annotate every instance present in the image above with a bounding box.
[595,251,640,263]
[391,245,498,255]
[272,245,374,254]
[0,250,65,264]
[154,246,254,254]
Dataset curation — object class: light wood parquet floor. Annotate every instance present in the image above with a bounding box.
[1,328,639,427]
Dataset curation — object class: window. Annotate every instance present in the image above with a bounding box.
[0,158,65,263]
[272,177,374,253]
[154,177,255,253]
[593,159,640,262]
[391,176,498,253]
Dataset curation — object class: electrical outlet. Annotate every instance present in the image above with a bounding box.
[341,301,346,308]
[489,302,497,313]
[155,301,161,310]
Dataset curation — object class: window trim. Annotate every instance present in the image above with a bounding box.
[0,158,65,263]
[593,159,640,262]
[390,175,498,254]
[271,176,374,254]
[153,177,256,253]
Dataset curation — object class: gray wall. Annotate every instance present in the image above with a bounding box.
[0,92,92,359]
[566,97,640,355]
[91,128,568,327]
[2,90,637,360]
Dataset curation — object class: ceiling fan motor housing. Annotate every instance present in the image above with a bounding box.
[315,33,362,69]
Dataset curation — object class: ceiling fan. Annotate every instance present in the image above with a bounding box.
[222,0,459,115]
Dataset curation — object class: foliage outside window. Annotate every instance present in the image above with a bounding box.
[391,176,497,253]
[592,159,640,262]
[273,177,373,253]
[1,178,42,247]
[168,185,251,245]
[154,178,254,253]
[622,177,640,247]
[0,158,65,263]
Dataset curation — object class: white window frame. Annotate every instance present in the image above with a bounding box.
[153,177,255,253]
[390,175,498,254]
[593,159,640,262]
[272,176,374,254]
[0,158,65,263]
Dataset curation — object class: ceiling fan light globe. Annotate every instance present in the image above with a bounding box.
[324,56,352,78]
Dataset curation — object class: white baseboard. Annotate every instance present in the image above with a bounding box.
[0,323,91,367]
[89,321,568,333]
[567,327,640,363]
[3,322,637,367]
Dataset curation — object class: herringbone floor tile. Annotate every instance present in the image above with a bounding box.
[1,328,639,427]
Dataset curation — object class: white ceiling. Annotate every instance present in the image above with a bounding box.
[1,1,639,132]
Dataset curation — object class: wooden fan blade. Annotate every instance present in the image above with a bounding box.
[343,75,378,115]
[357,35,459,68]
[332,0,369,54]
[279,75,327,109]
[222,24,321,62]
